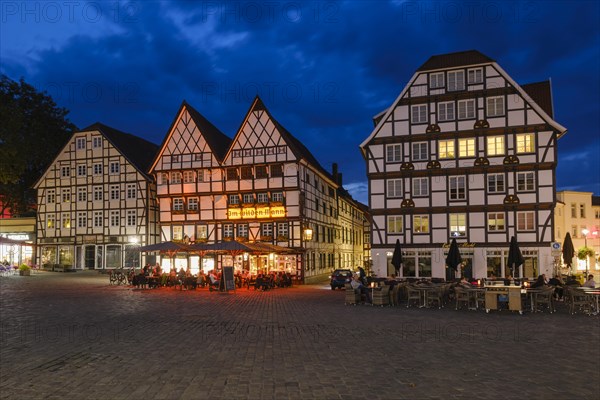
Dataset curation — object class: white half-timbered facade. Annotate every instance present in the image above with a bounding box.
[150,97,367,283]
[360,50,567,280]
[34,123,159,270]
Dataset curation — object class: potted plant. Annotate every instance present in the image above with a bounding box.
[18,264,31,276]
[577,246,595,261]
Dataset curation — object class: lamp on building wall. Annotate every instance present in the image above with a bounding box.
[303,227,313,241]
[582,228,589,276]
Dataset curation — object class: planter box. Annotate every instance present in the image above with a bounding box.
[19,270,31,276]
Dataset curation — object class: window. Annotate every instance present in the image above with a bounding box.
[487,96,504,117]
[110,211,119,227]
[488,212,505,231]
[257,193,269,203]
[387,215,403,233]
[272,192,283,202]
[171,172,182,184]
[47,214,55,229]
[46,189,55,204]
[487,173,505,193]
[194,153,202,162]
[571,203,577,218]
[241,166,253,179]
[237,224,248,238]
[77,212,87,228]
[517,211,535,231]
[229,195,240,205]
[77,165,86,176]
[255,165,268,179]
[448,70,465,91]
[449,176,466,200]
[261,223,273,237]
[413,177,429,197]
[61,166,70,177]
[173,198,184,211]
[171,155,180,163]
[93,186,103,201]
[571,225,578,238]
[386,144,402,162]
[412,142,428,161]
[438,140,455,159]
[580,204,585,218]
[468,68,483,84]
[517,172,535,192]
[93,164,102,175]
[197,169,205,182]
[126,210,136,226]
[457,99,476,119]
[62,213,71,229]
[270,164,283,177]
[110,185,120,200]
[196,225,208,240]
[92,137,102,148]
[595,210,600,219]
[77,187,87,202]
[411,105,427,123]
[449,214,466,237]
[109,162,120,174]
[93,211,103,227]
[226,168,239,180]
[413,215,429,233]
[430,72,444,88]
[277,222,288,238]
[172,226,183,240]
[187,197,198,211]
[159,173,168,185]
[438,102,455,121]
[516,133,535,153]
[76,137,86,150]
[183,171,194,183]
[458,138,475,158]
[243,193,254,204]
[126,184,136,199]
[387,179,402,198]
[487,136,505,156]
[62,188,71,203]
[223,224,233,238]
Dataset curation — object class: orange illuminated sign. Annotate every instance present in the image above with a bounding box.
[227,206,287,219]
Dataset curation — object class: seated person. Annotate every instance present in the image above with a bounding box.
[548,275,564,299]
[350,274,371,303]
[583,274,596,288]
[531,274,547,289]
[458,276,472,288]
[197,271,207,288]
[503,275,514,286]
[208,271,220,290]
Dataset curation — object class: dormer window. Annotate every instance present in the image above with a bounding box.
[430,72,445,89]
[447,70,465,91]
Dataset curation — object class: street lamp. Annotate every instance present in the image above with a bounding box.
[582,228,589,276]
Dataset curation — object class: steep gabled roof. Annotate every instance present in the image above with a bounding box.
[80,122,159,175]
[416,50,494,71]
[184,101,232,162]
[229,96,335,182]
[521,80,553,119]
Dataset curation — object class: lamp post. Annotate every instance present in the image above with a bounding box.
[582,228,589,276]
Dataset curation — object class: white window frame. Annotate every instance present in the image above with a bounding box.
[413,215,429,234]
[76,137,86,150]
[110,211,120,227]
[93,163,102,175]
[46,189,55,204]
[458,138,475,158]
[487,173,505,193]
[77,165,86,176]
[77,212,87,228]
[47,214,55,229]
[387,215,403,234]
[126,210,136,227]
[187,197,198,211]
[487,96,505,117]
[447,70,465,91]
[437,101,455,121]
[229,195,240,205]
[261,223,273,237]
[109,162,120,174]
[438,140,455,159]
[243,193,254,204]
[126,184,136,199]
[173,198,184,211]
[93,186,103,201]
[387,179,403,198]
[61,166,70,177]
[171,172,182,184]
[487,136,505,156]
[183,170,194,183]
[487,212,505,232]
[449,213,467,237]
[412,142,428,161]
[411,104,428,124]
[516,133,535,154]
[257,193,269,203]
[93,211,103,227]
[449,176,466,200]
[110,185,120,200]
[77,187,87,202]
[386,144,402,163]
[237,224,249,238]
[272,192,283,202]
[467,68,483,84]
[430,72,445,89]
[62,188,71,203]
[277,222,288,238]
[517,172,535,192]
[62,213,71,229]
[413,177,429,197]
[92,137,102,148]
[458,99,476,119]
[517,211,535,231]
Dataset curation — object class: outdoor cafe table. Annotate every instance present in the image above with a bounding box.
[414,284,444,308]
[577,287,600,315]
[466,287,485,310]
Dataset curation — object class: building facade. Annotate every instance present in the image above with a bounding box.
[0,217,35,266]
[360,50,567,280]
[555,191,600,271]
[34,123,159,270]
[149,98,366,282]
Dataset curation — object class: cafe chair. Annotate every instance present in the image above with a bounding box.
[533,287,555,313]
[372,285,391,307]
[475,289,486,310]
[406,285,421,308]
[565,286,592,315]
[426,286,444,309]
[454,287,470,310]
[389,284,401,307]
[344,283,361,305]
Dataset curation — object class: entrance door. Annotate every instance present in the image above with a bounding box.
[84,245,96,269]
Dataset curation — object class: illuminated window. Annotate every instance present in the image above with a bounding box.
[458,138,475,157]
[173,226,183,240]
[413,215,429,233]
[387,216,403,233]
[487,136,505,156]
[438,140,455,159]
[488,212,505,231]
[196,225,208,240]
[62,213,71,229]
[516,133,535,153]
[47,214,55,229]
[449,214,466,237]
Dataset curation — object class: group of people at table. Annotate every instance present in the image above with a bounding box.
[130,264,293,291]
[349,269,596,307]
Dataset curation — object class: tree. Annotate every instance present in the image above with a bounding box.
[0,75,77,216]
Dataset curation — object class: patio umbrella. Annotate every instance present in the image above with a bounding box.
[445,238,462,280]
[391,239,403,276]
[507,236,524,278]
[562,232,575,272]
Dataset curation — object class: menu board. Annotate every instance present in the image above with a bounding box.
[222,266,235,292]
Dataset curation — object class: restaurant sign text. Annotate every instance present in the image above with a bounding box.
[228,206,286,220]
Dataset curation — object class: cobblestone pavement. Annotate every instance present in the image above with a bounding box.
[1,271,598,400]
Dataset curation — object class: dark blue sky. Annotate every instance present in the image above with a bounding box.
[2,1,599,203]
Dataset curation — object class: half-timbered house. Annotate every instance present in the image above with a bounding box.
[150,97,366,282]
[34,123,159,270]
[360,50,567,280]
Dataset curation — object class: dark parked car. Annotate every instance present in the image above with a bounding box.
[330,269,353,289]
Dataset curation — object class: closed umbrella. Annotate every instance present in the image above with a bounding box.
[507,236,524,278]
[562,232,575,273]
[391,239,403,276]
[445,238,462,281]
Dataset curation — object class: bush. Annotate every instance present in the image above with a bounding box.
[18,264,31,271]
[577,247,595,260]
